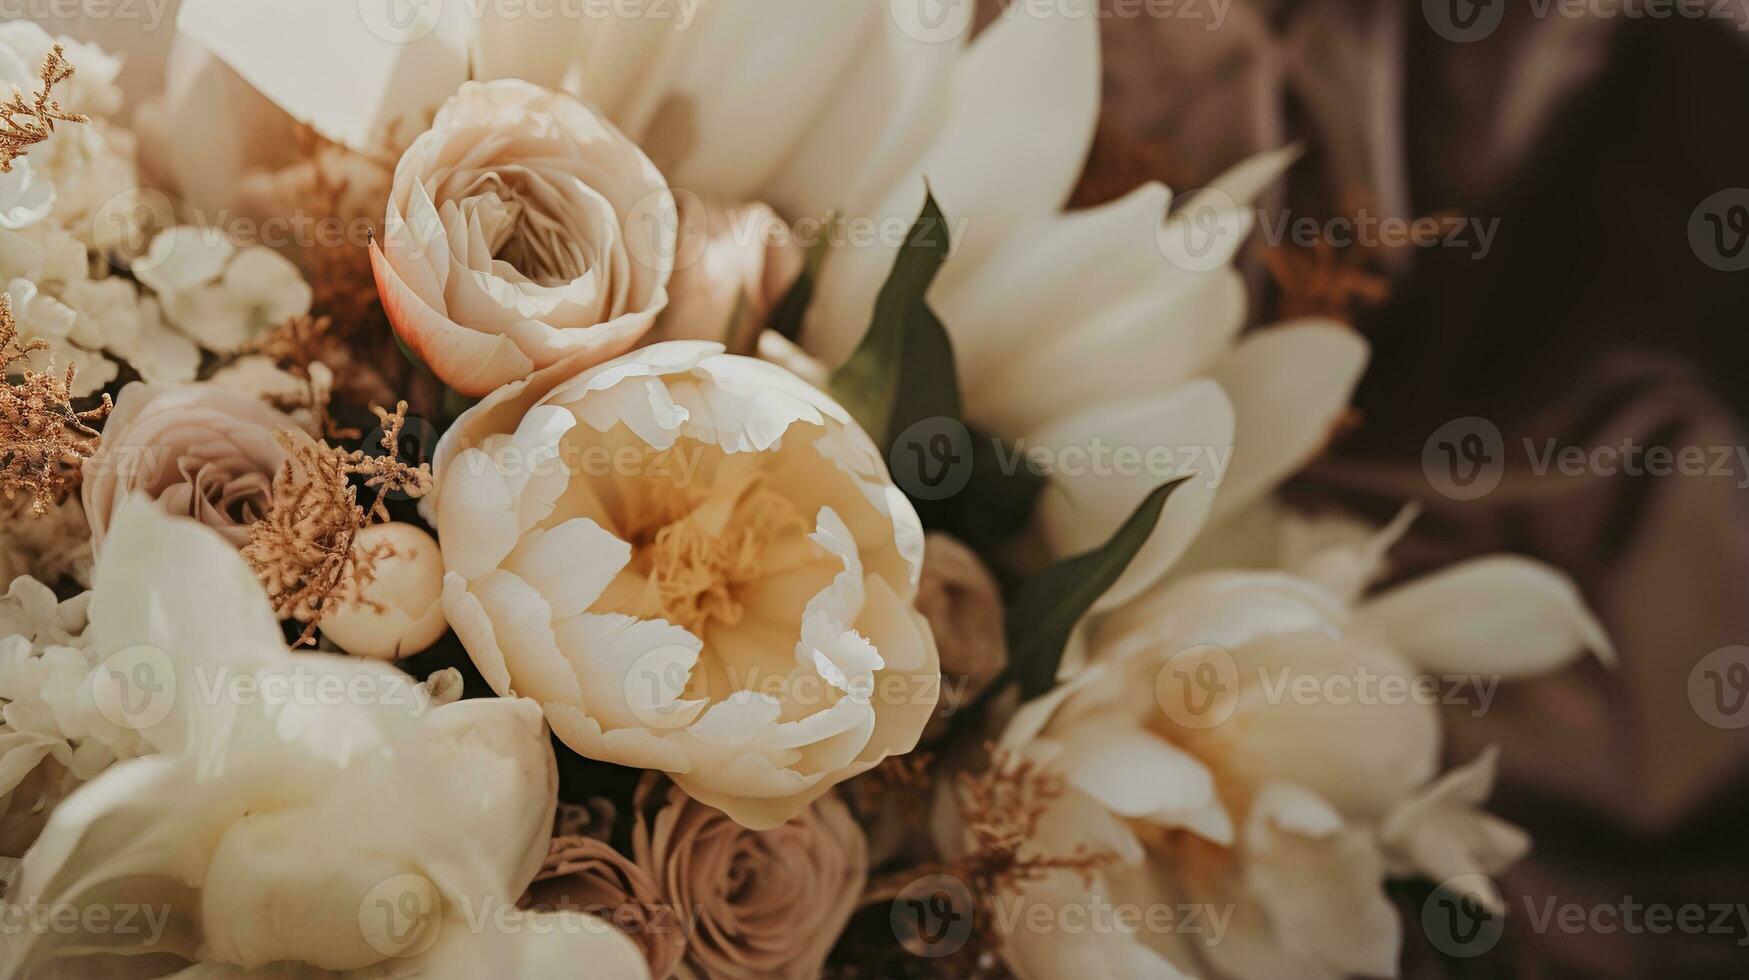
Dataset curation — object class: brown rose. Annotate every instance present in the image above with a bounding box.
[632,776,867,980]
[917,532,1008,742]
[523,835,687,980]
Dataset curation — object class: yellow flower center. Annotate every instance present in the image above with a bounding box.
[610,465,807,637]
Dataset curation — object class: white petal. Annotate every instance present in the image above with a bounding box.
[1357,555,1614,676]
[1032,379,1235,611]
[0,159,53,230]
[1207,320,1369,520]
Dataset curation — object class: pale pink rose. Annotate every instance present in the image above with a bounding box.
[632,776,866,980]
[372,79,676,397]
[81,381,314,554]
[523,835,688,980]
[645,199,804,355]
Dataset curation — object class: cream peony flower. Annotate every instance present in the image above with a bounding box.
[631,775,867,980]
[1,499,651,979]
[430,340,937,830]
[372,79,676,397]
[972,515,1611,980]
[81,380,315,554]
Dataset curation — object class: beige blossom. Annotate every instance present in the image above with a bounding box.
[373,79,675,396]
[431,340,938,830]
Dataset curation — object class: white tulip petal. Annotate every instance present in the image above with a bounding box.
[766,0,971,221]
[1208,321,1369,520]
[1054,721,1223,830]
[1032,379,1235,610]
[1357,555,1613,676]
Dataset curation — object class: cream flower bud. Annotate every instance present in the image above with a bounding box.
[320,523,447,660]
[645,198,804,355]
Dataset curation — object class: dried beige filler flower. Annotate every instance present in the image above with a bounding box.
[0,43,87,173]
[860,749,1112,971]
[0,294,112,517]
[241,402,432,644]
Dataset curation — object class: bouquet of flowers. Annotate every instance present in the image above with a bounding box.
[0,5,1611,979]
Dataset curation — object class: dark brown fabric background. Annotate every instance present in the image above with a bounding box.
[1041,1,1749,975]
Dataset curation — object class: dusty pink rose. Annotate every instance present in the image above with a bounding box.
[372,79,675,397]
[645,198,804,355]
[82,381,314,553]
[632,776,866,980]
[523,835,687,980]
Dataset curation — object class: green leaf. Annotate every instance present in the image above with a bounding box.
[829,192,958,445]
[910,427,1044,556]
[884,300,962,438]
[768,211,835,342]
[1006,480,1187,698]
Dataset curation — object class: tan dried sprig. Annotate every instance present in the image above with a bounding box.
[247,313,336,370]
[949,750,1110,897]
[0,294,111,516]
[859,749,1111,974]
[241,401,431,644]
[246,314,400,413]
[299,131,387,333]
[1262,239,1391,322]
[0,44,88,174]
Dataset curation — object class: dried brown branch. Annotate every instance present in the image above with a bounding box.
[0,294,111,516]
[241,401,431,645]
[857,748,1112,975]
[1262,239,1390,323]
[0,44,88,174]
[948,750,1111,897]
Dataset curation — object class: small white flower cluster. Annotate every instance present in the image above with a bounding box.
[0,575,139,859]
[0,23,312,395]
